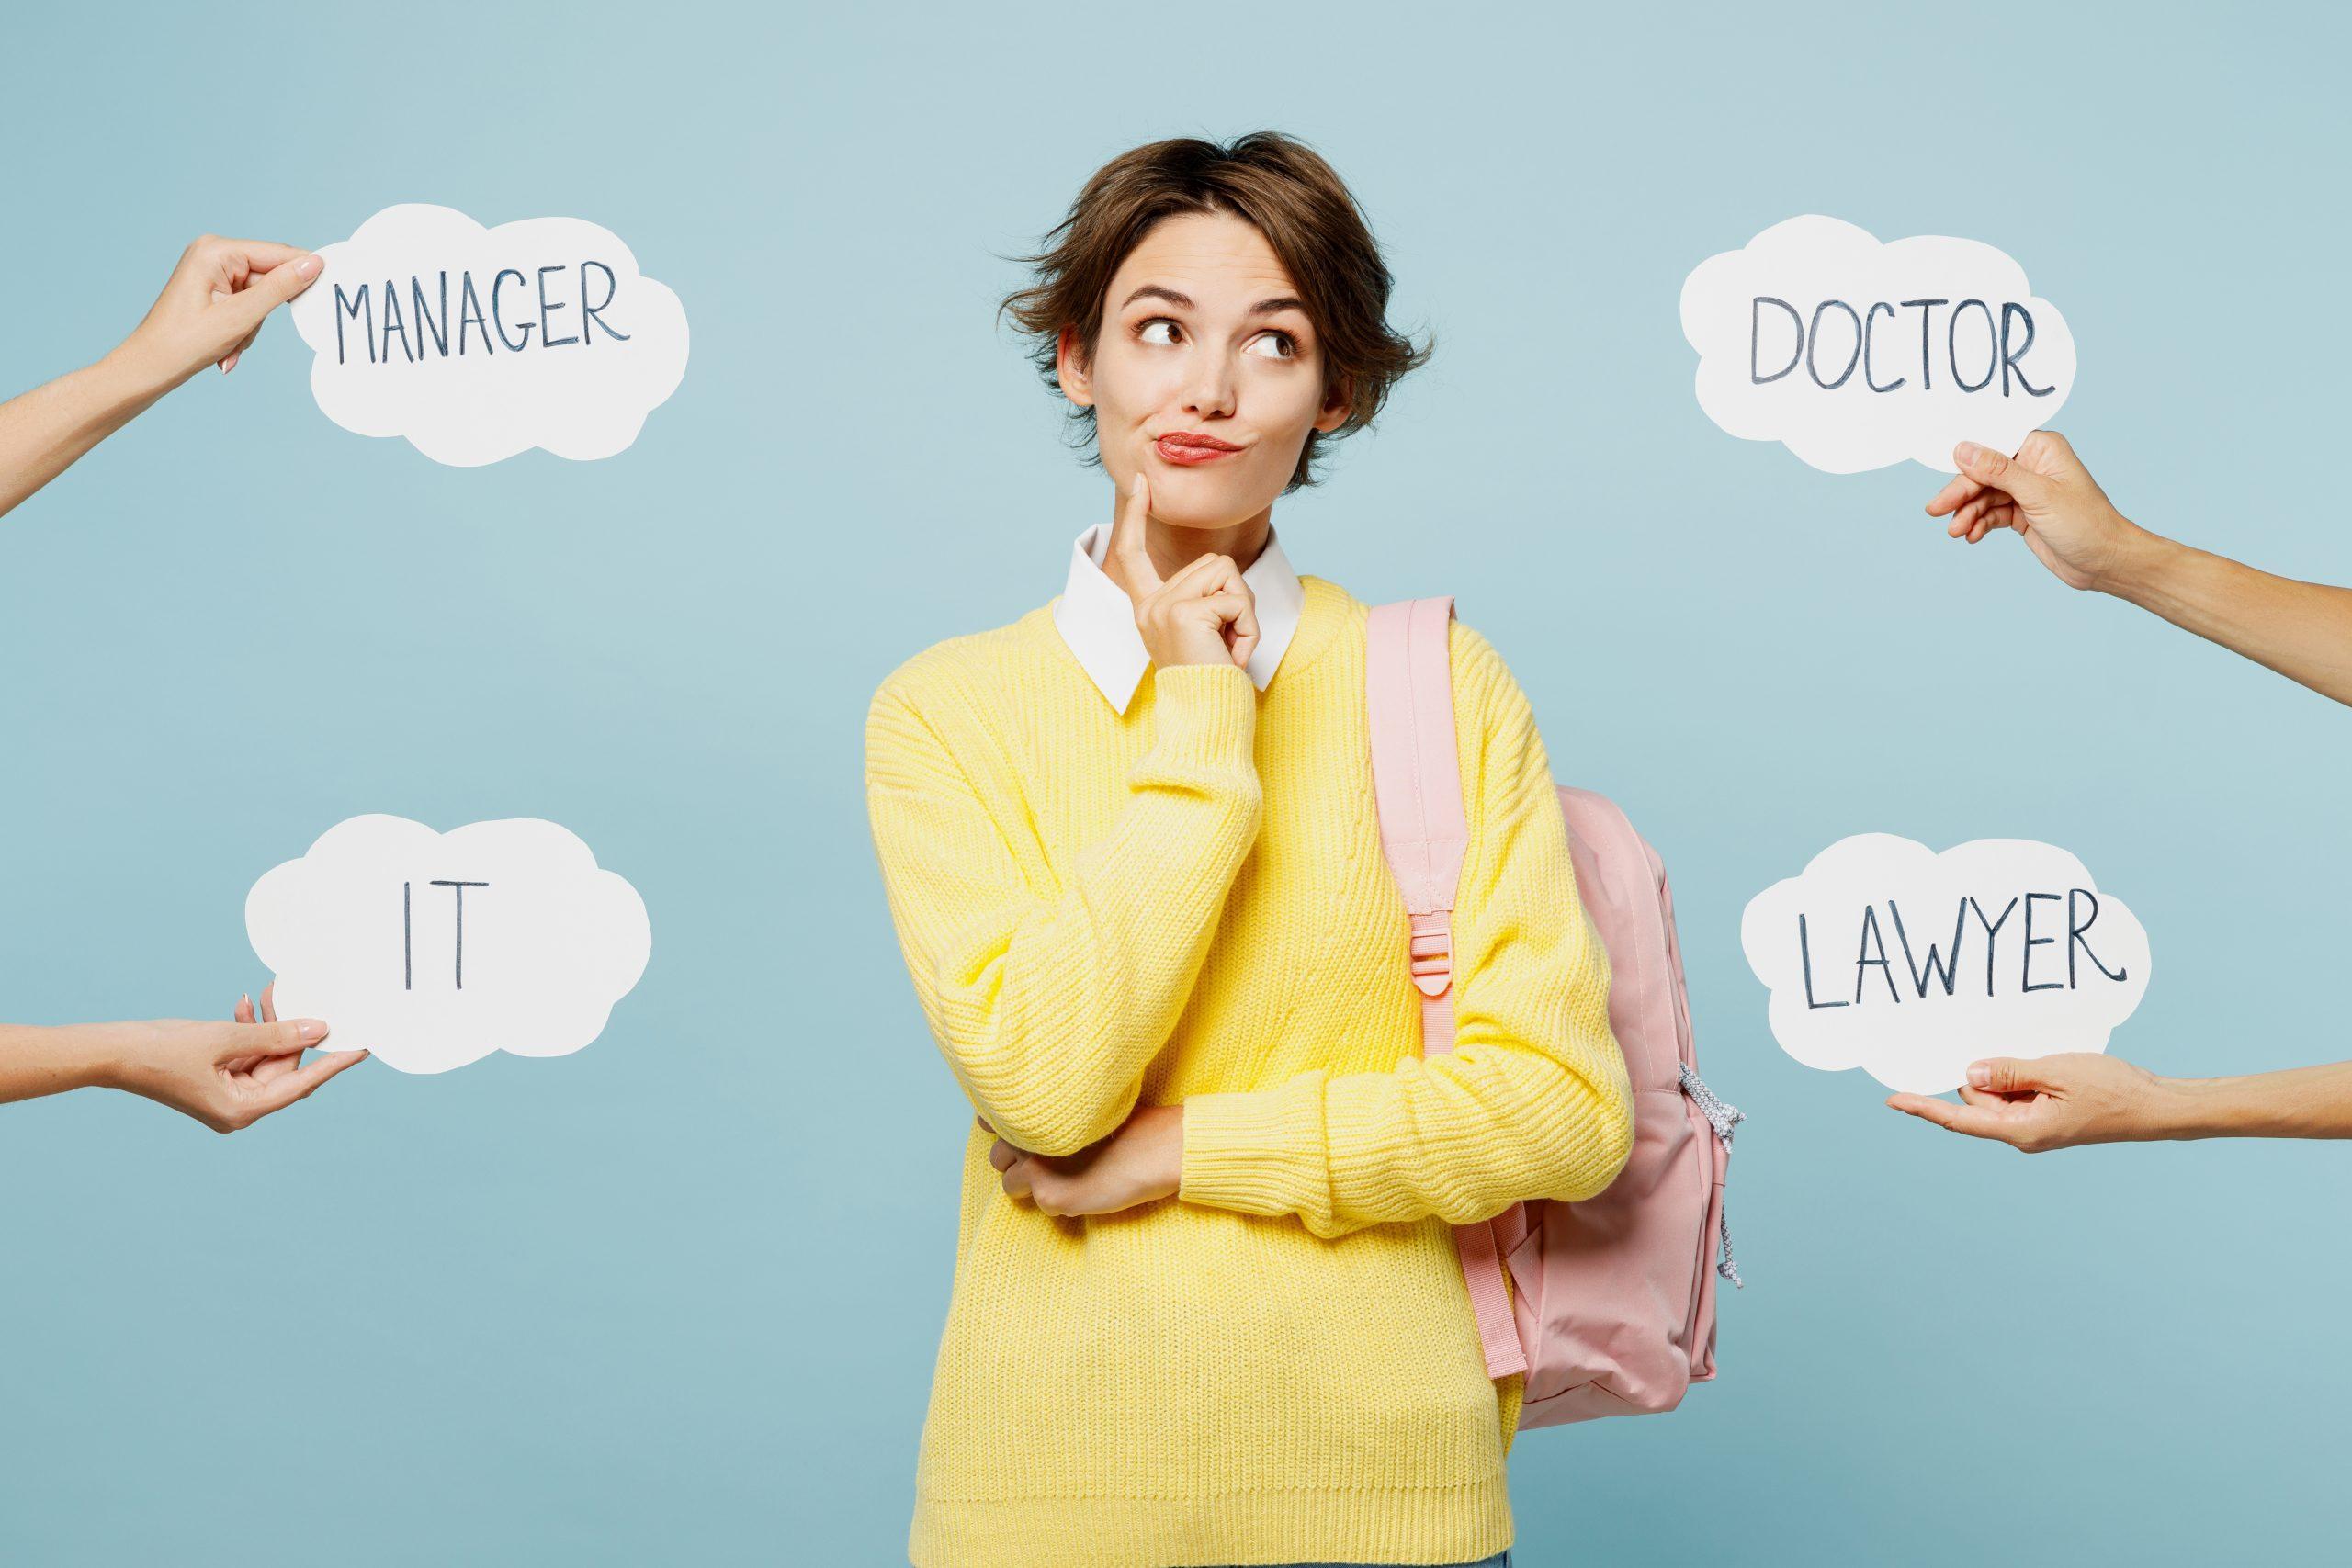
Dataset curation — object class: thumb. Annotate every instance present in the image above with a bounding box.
[1951,439,2053,506]
[1966,1056,2052,1095]
[218,1017,329,1063]
[227,252,323,324]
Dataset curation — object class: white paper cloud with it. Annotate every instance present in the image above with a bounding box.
[1680,215,2075,474]
[246,815,651,1074]
[1741,834,2149,1095]
[288,204,688,466]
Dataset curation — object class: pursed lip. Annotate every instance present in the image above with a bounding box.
[1154,431,1247,463]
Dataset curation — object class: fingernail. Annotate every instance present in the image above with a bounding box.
[296,254,321,278]
[240,993,251,1010]
[1954,441,1982,466]
[298,1020,328,1044]
[1966,1062,1992,1089]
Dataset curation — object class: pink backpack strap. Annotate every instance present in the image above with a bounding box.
[1363,596,1529,1381]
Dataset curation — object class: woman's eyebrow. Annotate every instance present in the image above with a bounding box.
[1116,285,1309,318]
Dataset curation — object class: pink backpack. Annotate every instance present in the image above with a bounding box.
[1364,596,1743,1427]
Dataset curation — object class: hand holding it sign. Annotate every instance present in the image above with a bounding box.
[0,982,367,1133]
[1924,428,2352,706]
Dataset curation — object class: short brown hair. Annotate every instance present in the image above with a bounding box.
[999,131,1430,492]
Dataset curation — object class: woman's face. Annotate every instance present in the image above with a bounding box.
[1059,209,1349,531]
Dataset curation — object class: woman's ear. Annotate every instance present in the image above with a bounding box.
[1055,323,1095,409]
[1315,372,1353,433]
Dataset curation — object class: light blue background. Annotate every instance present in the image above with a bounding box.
[4,3,2346,1562]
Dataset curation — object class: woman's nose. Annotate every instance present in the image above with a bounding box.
[1182,353,1237,418]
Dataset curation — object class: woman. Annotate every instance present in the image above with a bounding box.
[864,132,1634,1568]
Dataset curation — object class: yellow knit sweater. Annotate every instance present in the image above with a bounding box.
[865,570,1634,1568]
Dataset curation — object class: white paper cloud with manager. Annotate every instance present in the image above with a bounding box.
[288,203,689,466]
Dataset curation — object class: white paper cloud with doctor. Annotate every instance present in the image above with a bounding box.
[246,815,651,1074]
[1680,214,2075,474]
[1741,834,2149,1095]
[288,204,689,466]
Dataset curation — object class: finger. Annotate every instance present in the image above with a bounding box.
[1187,590,1257,655]
[1951,440,2052,508]
[246,1048,369,1120]
[220,992,273,1075]
[1226,595,1260,667]
[218,320,263,375]
[1967,502,2019,545]
[989,1137,1019,1173]
[1924,473,1984,517]
[218,1017,328,1064]
[248,1050,306,1085]
[224,251,323,326]
[1883,1092,2015,1142]
[1000,1156,1033,1201]
[260,982,278,1024]
[1967,1057,2052,1096]
[200,237,310,279]
[1108,469,1162,596]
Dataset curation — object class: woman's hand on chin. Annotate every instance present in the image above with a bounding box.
[981,1104,1184,1217]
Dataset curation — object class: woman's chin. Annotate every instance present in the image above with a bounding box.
[1142,468,1277,532]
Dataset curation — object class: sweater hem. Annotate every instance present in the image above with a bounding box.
[907,1475,1513,1568]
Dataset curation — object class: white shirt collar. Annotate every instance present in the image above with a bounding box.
[1050,519,1306,716]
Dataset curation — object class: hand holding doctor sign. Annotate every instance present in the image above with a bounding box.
[1925,429,2352,707]
[976,468,1264,1214]
[0,234,322,521]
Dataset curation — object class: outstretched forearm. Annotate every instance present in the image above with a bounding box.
[2148,1059,2352,1140]
[0,1022,120,1106]
[2105,529,2352,708]
[0,353,171,521]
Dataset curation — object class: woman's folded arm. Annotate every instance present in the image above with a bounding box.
[865,659,1264,1157]
[1176,622,1634,1239]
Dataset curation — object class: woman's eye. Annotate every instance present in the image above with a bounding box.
[1137,319,1179,345]
[1243,331,1297,360]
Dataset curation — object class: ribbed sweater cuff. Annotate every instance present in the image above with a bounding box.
[1179,1072,1329,1222]
[1141,660,1258,771]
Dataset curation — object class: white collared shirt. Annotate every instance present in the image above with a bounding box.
[1049,520,1306,716]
